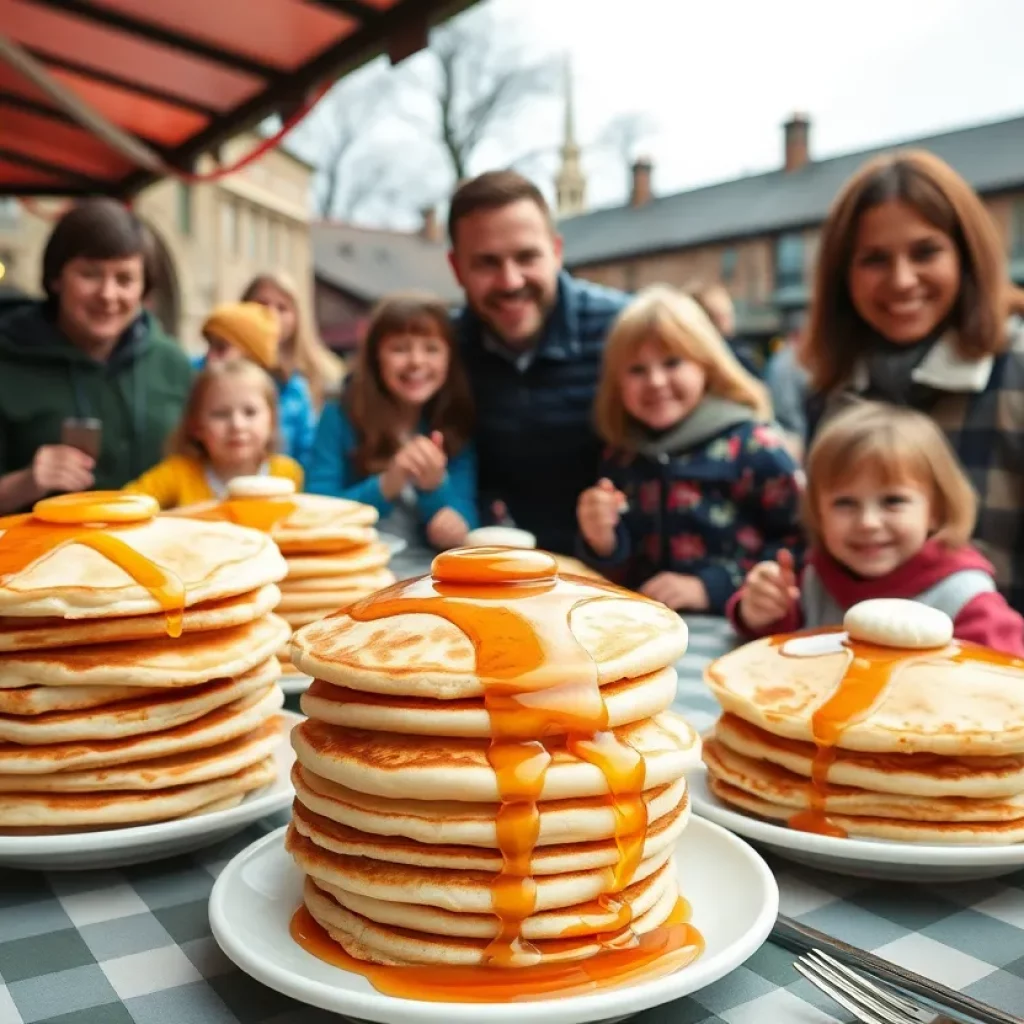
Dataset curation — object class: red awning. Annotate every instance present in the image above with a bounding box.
[0,0,475,197]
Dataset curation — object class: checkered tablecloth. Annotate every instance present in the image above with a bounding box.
[3,601,1024,1022]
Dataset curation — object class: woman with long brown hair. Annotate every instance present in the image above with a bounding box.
[305,292,477,550]
[803,149,1024,611]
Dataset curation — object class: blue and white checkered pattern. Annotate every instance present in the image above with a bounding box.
[4,606,1024,1021]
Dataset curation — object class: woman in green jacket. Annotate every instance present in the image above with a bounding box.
[0,199,192,514]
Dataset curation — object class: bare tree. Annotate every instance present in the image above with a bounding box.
[591,111,658,200]
[393,5,562,190]
[291,62,404,220]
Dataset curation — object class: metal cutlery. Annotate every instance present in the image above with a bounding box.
[772,914,1023,1024]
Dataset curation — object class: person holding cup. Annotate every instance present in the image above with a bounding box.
[0,199,191,513]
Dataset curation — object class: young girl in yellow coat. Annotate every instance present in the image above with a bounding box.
[124,359,302,508]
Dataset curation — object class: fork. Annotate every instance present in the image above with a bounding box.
[795,950,960,1024]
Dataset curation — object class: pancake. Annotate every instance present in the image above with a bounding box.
[0,682,151,716]
[708,776,1024,845]
[0,493,293,835]
[0,515,287,619]
[292,712,701,802]
[704,738,1024,823]
[705,629,1024,755]
[284,544,392,579]
[313,861,675,940]
[276,579,396,613]
[0,660,277,744]
[0,684,284,775]
[291,765,688,848]
[291,590,690,699]
[304,875,681,967]
[176,493,379,548]
[287,825,674,914]
[0,757,276,828]
[0,614,291,690]
[292,797,689,874]
[0,584,281,652]
[714,713,1024,799]
[299,667,679,737]
[280,609,339,630]
[0,715,286,791]
[548,555,606,581]
[278,570,396,596]
[286,546,701,975]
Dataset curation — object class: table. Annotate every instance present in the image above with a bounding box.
[3,560,1024,1024]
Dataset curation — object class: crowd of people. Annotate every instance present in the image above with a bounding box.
[1,148,1023,652]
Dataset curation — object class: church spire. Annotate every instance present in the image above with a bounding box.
[554,53,586,218]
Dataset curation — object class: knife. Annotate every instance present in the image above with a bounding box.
[772,914,1024,1024]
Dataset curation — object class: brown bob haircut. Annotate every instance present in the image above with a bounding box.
[802,400,977,549]
[42,198,155,301]
[345,292,474,475]
[804,149,1024,394]
[447,170,552,246]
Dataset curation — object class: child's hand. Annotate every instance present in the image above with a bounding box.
[577,478,625,558]
[640,572,708,611]
[739,550,799,630]
[379,455,411,501]
[397,432,448,492]
[426,507,469,550]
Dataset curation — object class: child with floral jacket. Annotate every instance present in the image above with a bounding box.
[576,286,804,614]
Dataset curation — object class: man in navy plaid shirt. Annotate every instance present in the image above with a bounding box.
[448,171,629,555]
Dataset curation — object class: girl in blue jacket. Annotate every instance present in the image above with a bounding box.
[306,293,477,549]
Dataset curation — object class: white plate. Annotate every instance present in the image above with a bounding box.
[689,766,1024,882]
[209,816,778,1024]
[378,532,409,556]
[0,710,303,871]
[280,674,313,696]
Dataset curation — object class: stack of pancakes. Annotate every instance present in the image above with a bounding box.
[285,546,703,967]
[268,494,395,675]
[703,604,1024,843]
[176,483,395,679]
[0,494,291,833]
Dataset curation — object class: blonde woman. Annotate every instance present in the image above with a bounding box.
[730,401,1024,655]
[575,285,803,613]
[240,271,345,464]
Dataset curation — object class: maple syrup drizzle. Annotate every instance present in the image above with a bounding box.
[0,492,185,636]
[290,897,704,1002]
[345,547,653,969]
[771,631,1024,837]
[178,495,299,534]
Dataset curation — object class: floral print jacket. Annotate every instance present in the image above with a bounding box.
[576,403,805,614]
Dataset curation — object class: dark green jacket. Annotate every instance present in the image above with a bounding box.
[0,301,192,504]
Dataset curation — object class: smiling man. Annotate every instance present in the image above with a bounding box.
[448,171,629,554]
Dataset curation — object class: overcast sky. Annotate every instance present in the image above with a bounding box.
[505,0,1024,209]
[296,0,1024,224]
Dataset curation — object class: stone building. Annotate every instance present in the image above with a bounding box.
[0,133,316,355]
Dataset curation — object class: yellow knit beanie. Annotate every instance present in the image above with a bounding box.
[202,302,280,370]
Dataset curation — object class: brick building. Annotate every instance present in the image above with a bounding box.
[559,113,1024,338]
